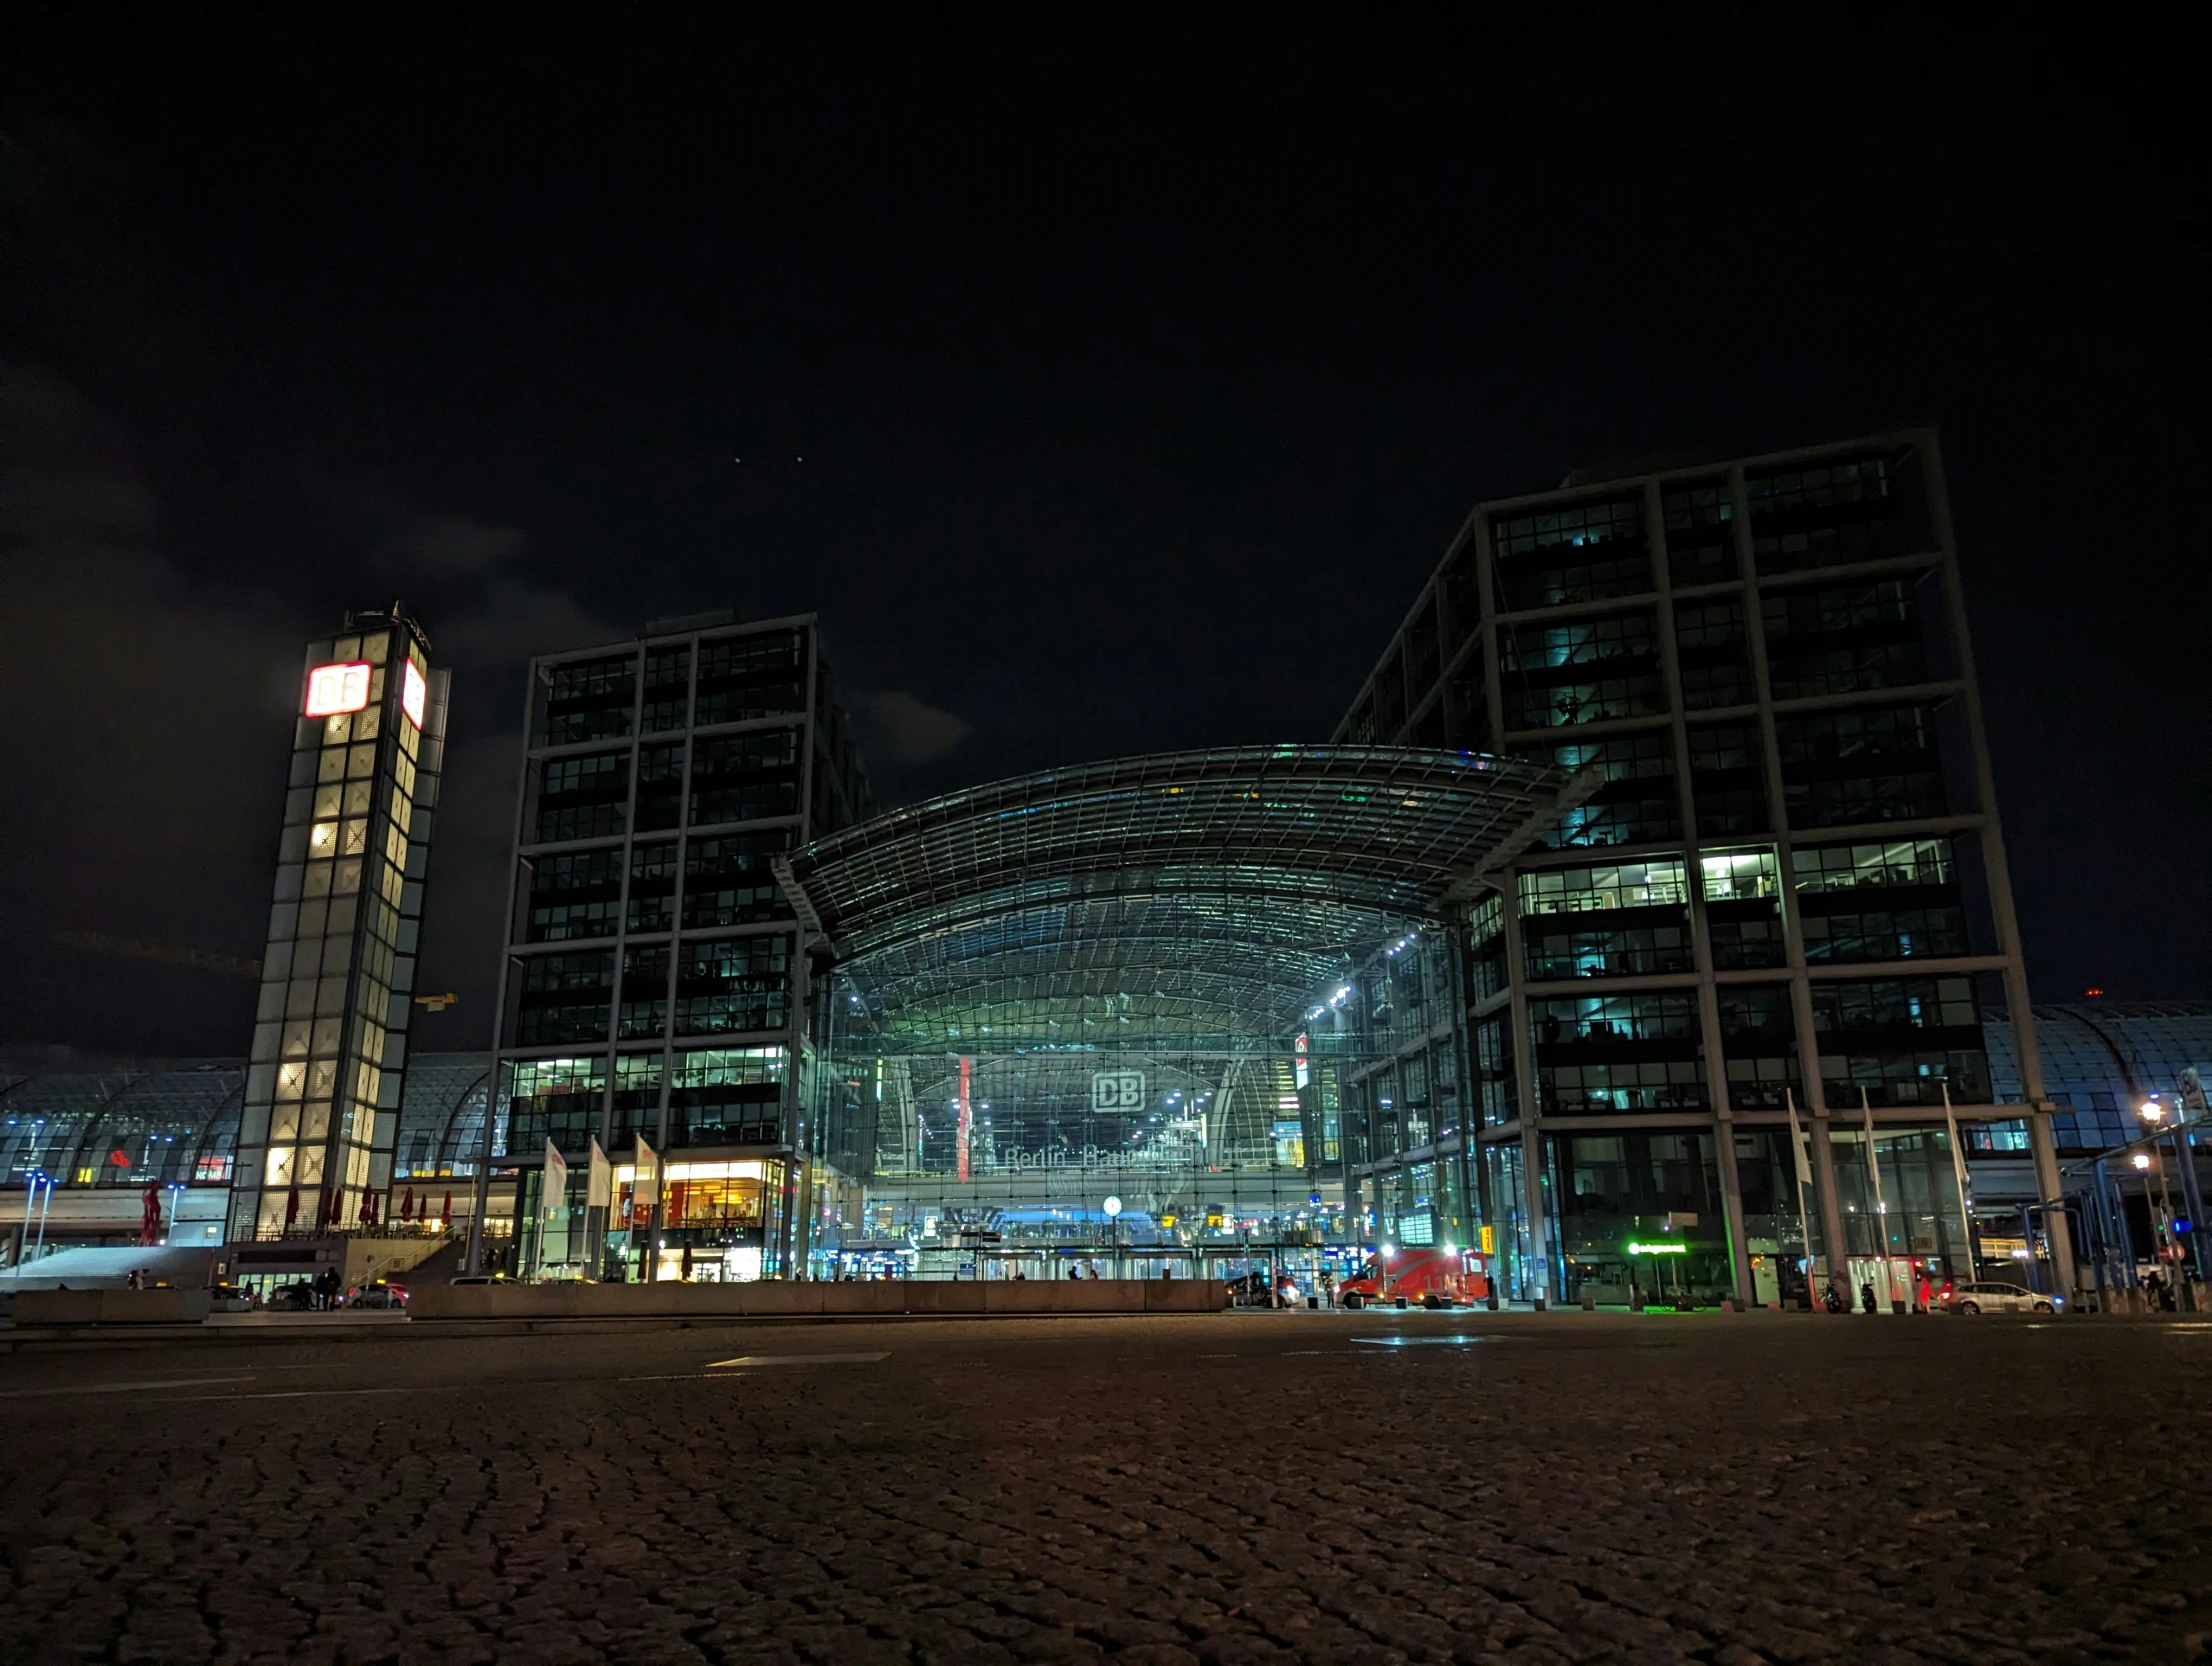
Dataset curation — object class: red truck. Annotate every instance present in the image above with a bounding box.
[1335,1246,1489,1309]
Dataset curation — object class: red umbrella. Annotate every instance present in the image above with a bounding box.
[360,1185,378,1228]
[440,1190,453,1230]
[139,1181,161,1247]
[284,1183,300,1229]
[399,1187,415,1223]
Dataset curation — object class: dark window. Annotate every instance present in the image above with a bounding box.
[1474,1012,1517,1127]
[1372,648,1407,741]
[617,945,670,1041]
[526,849,623,943]
[689,729,801,827]
[535,751,628,844]
[1531,992,1706,1114]
[695,631,805,726]
[684,830,795,928]
[1762,578,1929,699]
[1492,495,1650,609]
[1661,479,1736,587]
[541,654,635,746]
[675,934,792,1036]
[1341,694,1375,747]
[1404,599,1441,711]
[1718,984,1801,1110]
[642,645,691,733]
[1776,704,1946,828]
[1540,731,1680,849]
[1501,611,1665,729]
[1439,543,1479,654]
[514,951,614,1045]
[1747,455,1910,575]
[1470,896,1507,1003]
[1688,724,1768,836]
[626,841,679,933]
[635,742,685,833]
[1446,653,1489,751]
[1810,974,1989,1106]
[1673,598,1752,710]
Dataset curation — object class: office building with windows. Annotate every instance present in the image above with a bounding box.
[226,612,449,1242]
[476,612,874,1282]
[1332,430,2075,1305]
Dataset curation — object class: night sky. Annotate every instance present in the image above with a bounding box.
[2,14,2203,1062]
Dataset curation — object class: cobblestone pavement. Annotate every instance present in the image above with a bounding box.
[2,1309,2209,1664]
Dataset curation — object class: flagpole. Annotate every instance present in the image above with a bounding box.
[1941,1083,1979,1290]
[1862,1088,1893,1310]
[1787,1088,1818,1308]
[1778,1092,1813,1309]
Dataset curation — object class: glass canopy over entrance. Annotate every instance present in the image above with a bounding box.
[777,745,1590,1284]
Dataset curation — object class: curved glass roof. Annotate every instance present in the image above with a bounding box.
[786,745,1594,1049]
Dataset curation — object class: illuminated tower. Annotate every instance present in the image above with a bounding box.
[227,610,449,1241]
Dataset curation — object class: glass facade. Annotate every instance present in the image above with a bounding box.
[785,746,1577,1295]
[487,614,871,1282]
[1332,430,2070,1304]
[227,615,448,1241]
[17,1001,2200,1270]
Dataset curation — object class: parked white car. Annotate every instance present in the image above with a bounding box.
[1941,1281,2056,1315]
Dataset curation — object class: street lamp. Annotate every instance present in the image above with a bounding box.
[1103,1195,1122,1280]
[2135,1104,2181,1280]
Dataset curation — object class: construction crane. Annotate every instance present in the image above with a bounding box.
[54,931,262,979]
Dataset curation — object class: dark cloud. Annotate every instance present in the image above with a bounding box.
[858,690,971,772]
[0,362,615,1052]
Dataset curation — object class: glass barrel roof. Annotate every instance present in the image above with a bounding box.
[783,745,1594,1047]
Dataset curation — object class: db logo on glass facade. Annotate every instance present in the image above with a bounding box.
[1091,1070,1145,1111]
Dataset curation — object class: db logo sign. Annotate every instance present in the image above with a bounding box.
[1092,1070,1145,1111]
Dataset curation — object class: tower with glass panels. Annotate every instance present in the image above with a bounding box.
[1335,430,2073,1305]
[479,612,873,1282]
[229,612,449,1241]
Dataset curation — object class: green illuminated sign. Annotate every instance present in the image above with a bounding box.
[1626,1241,1688,1255]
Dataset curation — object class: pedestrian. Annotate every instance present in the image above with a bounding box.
[1860,1281,1877,1314]
[1066,1262,1079,1279]
[1915,1272,1932,1313]
[125,1268,141,1291]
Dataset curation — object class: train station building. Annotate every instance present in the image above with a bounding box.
[6,434,2211,1307]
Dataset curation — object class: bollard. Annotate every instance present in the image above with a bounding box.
[1580,1293,1595,1311]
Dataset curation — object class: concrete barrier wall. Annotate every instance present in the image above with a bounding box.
[12,1288,213,1325]
[409,1278,1221,1322]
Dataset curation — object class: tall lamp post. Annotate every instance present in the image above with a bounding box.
[1103,1195,1122,1280]
[2136,1101,2180,1283]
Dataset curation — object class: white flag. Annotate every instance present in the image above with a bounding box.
[1941,1083,1972,1196]
[543,1138,568,1223]
[1786,1090,1813,1185]
[587,1137,612,1208]
[633,1134,661,1219]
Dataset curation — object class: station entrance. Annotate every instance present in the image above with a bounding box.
[777,745,1591,1294]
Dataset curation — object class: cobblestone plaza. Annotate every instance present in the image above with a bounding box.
[1,1312,2205,1663]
